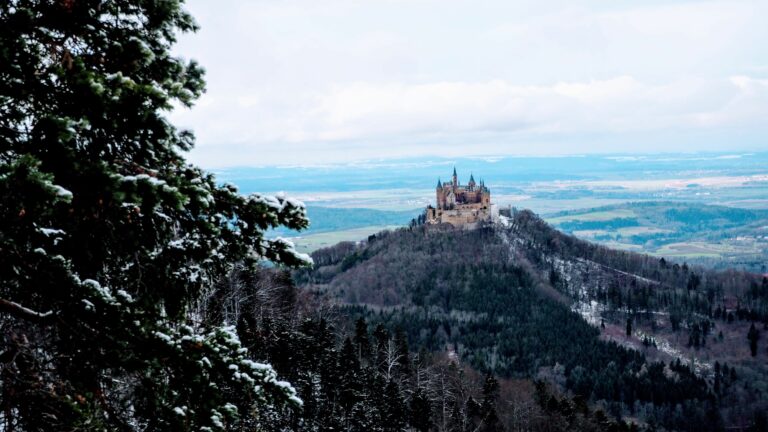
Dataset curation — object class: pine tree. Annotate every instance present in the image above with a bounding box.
[466,395,482,429]
[354,316,372,364]
[395,326,412,377]
[409,387,432,432]
[0,1,311,430]
[382,379,407,431]
[748,323,760,357]
[349,401,376,432]
[480,373,501,432]
[339,337,361,411]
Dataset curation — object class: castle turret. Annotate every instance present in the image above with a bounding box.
[468,173,476,190]
[452,166,458,187]
[437,178,442,189]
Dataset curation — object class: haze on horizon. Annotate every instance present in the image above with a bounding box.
[172,0,768,168]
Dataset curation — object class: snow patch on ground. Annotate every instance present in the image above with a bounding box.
[634,329,713,375]
[572,299,603,327]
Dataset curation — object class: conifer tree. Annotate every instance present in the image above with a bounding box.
[395,326,412,376]
[480,373,501,431]
[748,323,760,357]
[382,379,407,431]
[339,337,361,410]
[409,387,432,432]
[354,316,372,363]
[0,1,311,430]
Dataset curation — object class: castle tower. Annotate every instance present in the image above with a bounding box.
[468,173,476,190]
[452,166,458,187]
[436,178,444,209]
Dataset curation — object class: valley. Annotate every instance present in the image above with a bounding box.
[545,202,768,271]
[219,154,768,214]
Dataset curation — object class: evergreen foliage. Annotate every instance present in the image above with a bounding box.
[747,323,759,357]
[0,1,310,430]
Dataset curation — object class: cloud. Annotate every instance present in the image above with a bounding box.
[171,0,768,166]
[173,75,767,154]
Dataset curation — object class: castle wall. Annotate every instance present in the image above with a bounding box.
[428,206,492,226]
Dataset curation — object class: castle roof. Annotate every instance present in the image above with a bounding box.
[469,173,475,183]
[437,178,442,188]
[453,166,457,176]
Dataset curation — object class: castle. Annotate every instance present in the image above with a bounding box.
[425,167,497,227]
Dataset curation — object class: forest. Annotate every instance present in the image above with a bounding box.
[300,214,768,430]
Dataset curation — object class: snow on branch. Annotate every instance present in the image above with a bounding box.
[0,298,55,322]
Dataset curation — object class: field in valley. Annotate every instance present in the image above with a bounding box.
[287,225,402,253]
[545,202,768,271]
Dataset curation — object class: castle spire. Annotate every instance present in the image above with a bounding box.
[452,166,458,187]
[437,178,442,188]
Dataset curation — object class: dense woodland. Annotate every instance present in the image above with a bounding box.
[301,215,768,431]
[507,208,768,323]
[202,266,646,432]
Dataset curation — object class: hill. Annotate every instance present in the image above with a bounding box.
[298,210,768,430]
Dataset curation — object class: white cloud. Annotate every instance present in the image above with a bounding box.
[171,0,768,166]
[173,75,766,150]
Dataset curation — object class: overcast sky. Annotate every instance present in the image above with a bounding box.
[171,0,768,167]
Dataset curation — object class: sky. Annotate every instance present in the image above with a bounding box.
[171,0,768,167]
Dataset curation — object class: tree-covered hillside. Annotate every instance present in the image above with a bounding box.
[201,266,642,432]
[298,213,768,431]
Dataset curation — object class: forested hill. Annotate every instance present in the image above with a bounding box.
[297,210,768,430]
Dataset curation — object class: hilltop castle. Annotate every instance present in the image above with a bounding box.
[426,167,498,227]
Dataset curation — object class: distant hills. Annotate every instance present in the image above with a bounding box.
[546,202,768,272]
